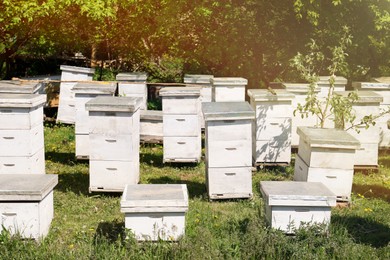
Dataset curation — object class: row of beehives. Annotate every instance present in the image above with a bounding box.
[0,67,389,241]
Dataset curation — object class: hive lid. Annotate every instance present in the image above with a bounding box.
[317,75,347,85]
[0,93,46,108]
[0,80,41,94]
[159,87,201,97]
[184,74,213,84]
[85,96,142,112]
[73,82,117,94]
[297,126,360,149]
[334,91,383,103]
[280,83,320,93]
[260,181,336,207]
[116,72,147,82]
[120,184,188,213]
[0,174,58,201]
[211,77,248,86]
[202,102,255,121]
[373,77,390,83]
[60,65,95,74]
[352,82,390,91]
[140,109,163,121]
[247,89,295,101]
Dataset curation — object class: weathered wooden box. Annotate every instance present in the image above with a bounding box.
[248,89,294,164]
[116,72,148,110]
[211,77,247,102]
[260,181,336,233]
[203,102,254,199]
[120,184,188,241]
[0,174,58,239]
[86,96,142,192]
[0,94,46,174]
[73,82,117,159]
[160,87,201,163]
[57,65,95,124]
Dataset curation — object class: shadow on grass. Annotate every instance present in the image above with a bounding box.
[46,151,81,165]
[147,176,206,199]
[94,220,126,243]
[332,215,390,248]
[352,183,390,203]
[140,150,164,167]
[55,172,90,195]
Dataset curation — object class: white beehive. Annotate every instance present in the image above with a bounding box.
[86,96,142,192]
[248,89,294,165]
[352,82,390,148]
[116,72,148,110]
[260,181,336,233]
[160,87,201,163]
[140,110,163,143]
[294,127,360,201]
[334,91,383,166]
[73,82,117,159]
[0,174,58,239]
[211,77,247,102]
[57,65,95,124]
[120,184,188,241]
[203,102,254,199]
[184,74,214,128]
[317,76,347,98]
[0,94,46,174]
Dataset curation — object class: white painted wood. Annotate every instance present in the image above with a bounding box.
[254,139,291,163]
[124,212,185,241]
[207,167,252,199]
[297,137,356,169]
[163,136,201,162]
[0,149,45,174]
[294,155,353,200]
[0,191,53,240]
[75,134,90,159]
[213,86,245,102]
[207,140,252,167]
[0,106,43,130]
[140,110,163,142]
[163,114,200,137]
[354,142,379,166]
[88,111,137,134]
[89,134,135,161]
[206,119,252,141]
[255,118,291,140]
[162,96,199,114]
[89,160,138,191]
[0,125,44,157]
[120,184,188,241]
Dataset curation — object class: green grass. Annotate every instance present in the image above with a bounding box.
[0,123,389,259]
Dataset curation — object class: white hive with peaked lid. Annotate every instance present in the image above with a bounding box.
[248,89,294,165]
[294,126,360,201]
[0,174,58,240]
[260,181,336,233]
[202,101,255,199]
[120,184,189,241]
[57,65,95,124]
[73,82,117,160]
[160,87,202,163]
[116,72,148,110]
[86,96,142,192]
[211,77,247,102]
[0,94,46,174]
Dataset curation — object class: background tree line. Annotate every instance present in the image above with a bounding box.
[0,0,389,88]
